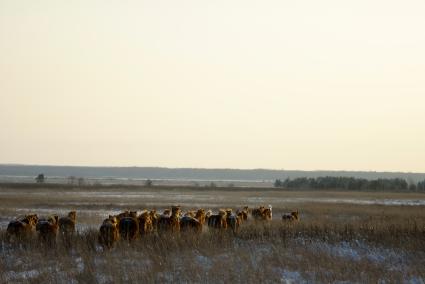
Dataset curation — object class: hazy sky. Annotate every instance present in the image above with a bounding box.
[1,0,424,172]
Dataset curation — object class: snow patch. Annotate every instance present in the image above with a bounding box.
[273,268,307,284]
[75,257,84,273]
[195,254,213,270]
[5,269,40,281]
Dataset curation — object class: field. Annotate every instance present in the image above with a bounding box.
[1,185,425,283]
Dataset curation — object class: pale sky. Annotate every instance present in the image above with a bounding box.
[1,0,424,172]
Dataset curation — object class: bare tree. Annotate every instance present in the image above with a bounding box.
[144,179,153,187]
[35,174,45,183]
[68,176,77,185]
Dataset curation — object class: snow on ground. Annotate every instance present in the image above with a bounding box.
[4,269,40,282]
[278,269,307,284]
[1,238,423,283]
[407,277,425,284]
[246,197,425,206]
[295,238,408,266]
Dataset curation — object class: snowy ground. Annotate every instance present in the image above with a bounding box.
[1,235,424,283]
[1,187,425,230]
[1,186,425,283]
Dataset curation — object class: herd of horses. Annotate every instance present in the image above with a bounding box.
[5,205,300,249]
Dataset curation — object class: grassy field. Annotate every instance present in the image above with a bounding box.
[1,185,425,283]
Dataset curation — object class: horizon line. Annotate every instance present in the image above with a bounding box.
[1,163,424,175]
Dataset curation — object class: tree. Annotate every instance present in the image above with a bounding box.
[274,179,283,188]
[145,179,153,187]
[276,176,411,191]
[78,177,85,187]
[409,183,417,191]
[417,180,425,191]
[35,174,45,183]
[68,176,77,185]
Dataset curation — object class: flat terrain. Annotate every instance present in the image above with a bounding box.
[1,185,425,229]
[1,185,425,283]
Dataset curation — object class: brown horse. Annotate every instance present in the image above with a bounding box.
[158,206,181,233]
[149,210,161,232]
[99,216,119,249]
[58,211,77,247]
[7,214,38,242]
[59,211,77,236]
[236,206,250,221]
[36,215,59,246]
[180,208,206,233]
[138,210,154,236]
[282,211,299,222]
[195,209,207,226]
[252,205,273,221]
[118,214,139,241]
[226,209,243,233]
[207,209,228,230]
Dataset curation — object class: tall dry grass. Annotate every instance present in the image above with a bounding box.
[1,185,425,282]
[1,216,424,283]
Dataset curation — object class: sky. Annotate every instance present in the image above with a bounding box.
[1,0,424,172]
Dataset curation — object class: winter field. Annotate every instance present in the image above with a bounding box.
[1,185,425,283]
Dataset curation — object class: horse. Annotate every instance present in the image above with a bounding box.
[7,214,38,242]
[207,209,228,230]
[138,210,154,236]
[282,211,299,222]
[180,208,207,233]
[158,206,181,233]
[36,215,59,246]
[226,209,243,233]
[99,216,120,249]
[252,205,273,221]
[118,214,139,241]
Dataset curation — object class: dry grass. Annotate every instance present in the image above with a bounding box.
[1,217,425,283]
[1,185,425,283]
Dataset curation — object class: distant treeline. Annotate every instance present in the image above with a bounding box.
[274,177,425,191]
[2,165,425,183]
